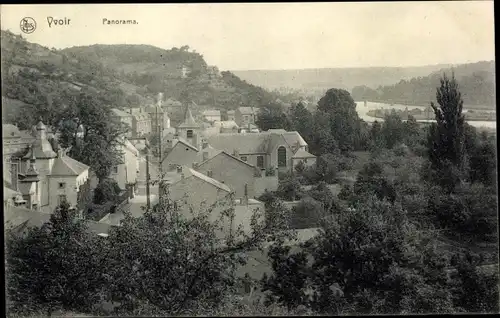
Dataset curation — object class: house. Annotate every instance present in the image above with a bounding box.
[2,124,35,159]
[206,129,315,173]
[168,165,233,217]
[129,107,152,137]
[195,151,262,199]
[109,138,140,190]
[239,123,260,133]
[110,108,134,137]
[161,135,220,172]
[292,148,317,169]
[213,120,239,133]
[202,110,222,123]
[235,107,259,127]
[9,121,90,213]
[227,110,236,121]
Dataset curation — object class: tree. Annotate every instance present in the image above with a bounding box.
[101,182,291,316]
[61,89,128,181]
[289,102,314,142]
[317,88,363,152]
[382,110,405,149]
[262,198,454,315]
[93,178,121,204]
[6,202,106,316]
[255,103,292,131]
[426,73,466,190]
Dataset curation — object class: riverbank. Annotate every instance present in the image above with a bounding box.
[366,109,497,122]
[361,99,495,111]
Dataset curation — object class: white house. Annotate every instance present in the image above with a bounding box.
[110,138,140,190]
[9,121,90,213]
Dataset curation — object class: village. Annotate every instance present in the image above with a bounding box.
[3,92,319,242]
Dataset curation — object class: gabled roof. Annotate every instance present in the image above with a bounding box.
[50,155,89,176]
[213,120,239,129]
[202,110,221,116]
[292,148,316,159]
[187,168,232,193]
[175,138,199,152]
[198,151,257,171]
[206,133,271,154]
[238,107,258,115]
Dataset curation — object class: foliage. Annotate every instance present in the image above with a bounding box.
[290,197,325,229]
[317,88,366,152]
[6,202,107,316]
[450,252,499,313]
[93,178,121,204]
[354,161,396,204]
[427,183,498,242]
[255,103,292,131]
[276,174,303,201]
[426,73,466,191]
[381,110,405,149]
[262,198,455,315]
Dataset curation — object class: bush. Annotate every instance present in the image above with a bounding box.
[290,197,324,229]
[93,178,121,204]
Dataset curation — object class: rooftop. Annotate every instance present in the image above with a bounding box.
[50,155,89,176]
[111,108,133,118]
[238,106,258,115]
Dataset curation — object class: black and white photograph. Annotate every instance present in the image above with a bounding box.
[1,2,498,316]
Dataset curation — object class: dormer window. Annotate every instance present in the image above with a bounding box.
[187,130,193,138]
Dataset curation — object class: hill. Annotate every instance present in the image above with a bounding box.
[61,44,282,113]
[351,61,495,110]
[231,64,455,95]
[1,30,284,129]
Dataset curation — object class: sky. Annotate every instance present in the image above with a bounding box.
[1,2,495,71]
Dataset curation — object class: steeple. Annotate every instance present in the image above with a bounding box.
[23,119,57,159]
[178,102,198,128]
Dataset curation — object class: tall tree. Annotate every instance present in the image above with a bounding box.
[317,88,362,152]
[426,73,466,190]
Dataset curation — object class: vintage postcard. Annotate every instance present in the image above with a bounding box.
[2,2,497,317]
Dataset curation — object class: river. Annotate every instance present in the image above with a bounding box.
[355,101,497,130]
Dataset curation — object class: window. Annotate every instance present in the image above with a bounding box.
[244,115,248,121]
[113,166,118,174]
[257,156,264,168]
[58,182,66,189]
[277,146,287,167]
[240,156,247,162]
[187,130,193,138]
[58,195,67,205]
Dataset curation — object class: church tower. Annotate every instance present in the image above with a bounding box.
[176,102,200,149]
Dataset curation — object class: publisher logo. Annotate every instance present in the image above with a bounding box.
[20,17,36,34]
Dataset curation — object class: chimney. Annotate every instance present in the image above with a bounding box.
[233,149,240,157]
[10,162,19,191]
[192,162,198,170]
[202,140,208,149]
[242,183,249,205]
[176,165,182,174]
